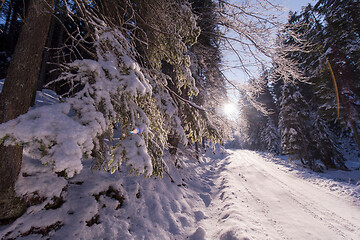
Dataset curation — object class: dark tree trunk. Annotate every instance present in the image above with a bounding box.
[350,119,360,153]
[37,16,55,92]
[3,0,13,34]
[6,0,21,53]
[38,15,66,92]
[162,61,181,156]
[0,0,54,221]
[195,141,199,161]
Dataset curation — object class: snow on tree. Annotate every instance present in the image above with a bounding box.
[0,0,224,181]
[238,96,265,151]
[285,0,360,152]
[311,114,347,169]
[0,24,156,177]
[261,116,281,154]
[279,82,313,168]
[189,0,230,146]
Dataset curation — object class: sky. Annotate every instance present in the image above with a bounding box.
[223,0,316,94]
[281,0,316,12]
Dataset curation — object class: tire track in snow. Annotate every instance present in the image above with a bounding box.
[200,156,288,240]
[233,172,290,240]
[233,150,360,240]
[218,161,290,240]
[239,151,359,233]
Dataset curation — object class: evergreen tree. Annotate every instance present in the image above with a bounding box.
[189,0,228,152]
[293,0,360,151]
[261,116,281,154]
[274,1,357,169]
[239,96,264,150]
[311,114,347,169]
[240,69,281,152]
[279,82,313,168]
[0,0,224,185]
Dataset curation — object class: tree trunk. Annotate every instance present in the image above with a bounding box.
[6,0,21,53]
[3,0,13,34]
[0,0,54,221]
[162,61,181,156]
[37,16,55,92]
[350,120,360,155]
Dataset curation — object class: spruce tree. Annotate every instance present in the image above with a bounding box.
[188,0,228,155]
[311,114,347,169]
[276,1,358,169]
[279,82,313,168]
[314,0,360,150]
[0,0,224,183]
[261,116,281,154]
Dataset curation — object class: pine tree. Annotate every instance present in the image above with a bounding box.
[261,116,281,154]
[275,1,358,169]
[239,94,263,151]
[0,0,224,183]
[189,0,228,153]
[311,114,347,169]
[279,82,313,168]
[314,0,360,151]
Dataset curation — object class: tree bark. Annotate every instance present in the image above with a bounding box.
[350,120,360,154]
[0,0,54,221]
[6,0,21,53]
[3,0,13,35]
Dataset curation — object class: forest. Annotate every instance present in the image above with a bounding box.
[0,0,359,239]
[236,0,360,172]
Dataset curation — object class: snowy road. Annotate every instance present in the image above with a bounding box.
[194,150,360,240]
[2,149,360,239]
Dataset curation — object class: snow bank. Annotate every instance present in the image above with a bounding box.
[0,149,228,239]
[1,148,359,239]
[0,103,93,177]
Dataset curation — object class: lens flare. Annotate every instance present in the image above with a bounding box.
[130,128,141,134]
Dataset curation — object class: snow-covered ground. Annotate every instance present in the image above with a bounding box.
[1,149,360,239]
[195,150,360,239]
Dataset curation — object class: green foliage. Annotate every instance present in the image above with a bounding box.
[0,0,226,178]
[54,0,223,176]
[133,0,200,94]
[0,136,7,145]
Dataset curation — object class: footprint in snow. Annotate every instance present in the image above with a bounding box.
[199,193,211,207]
[188,227,206,240]
[194,210,207,221]
[220,230,250,240]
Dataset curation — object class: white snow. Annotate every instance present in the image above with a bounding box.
[0,27,161,177]
[1,149,360,239]
[195,150,360,239]
[0,103,93,177]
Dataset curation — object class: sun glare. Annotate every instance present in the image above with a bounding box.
[222,102,238,118]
